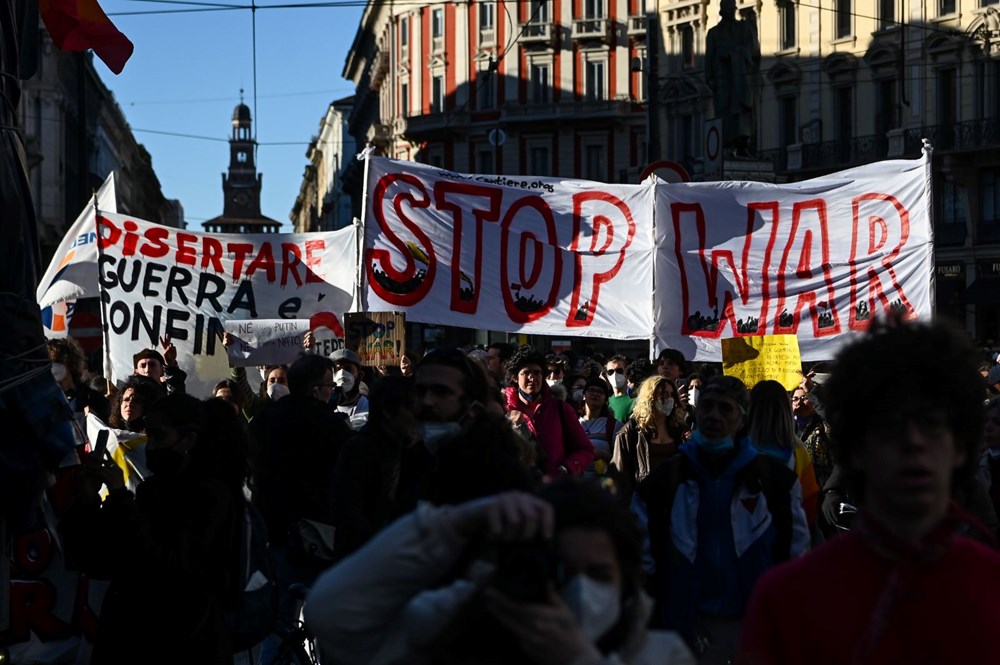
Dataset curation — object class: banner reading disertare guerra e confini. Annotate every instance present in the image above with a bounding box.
[361,154,933,360]
[97,213,357,396]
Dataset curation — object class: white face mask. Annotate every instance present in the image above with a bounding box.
[334,368,355,393]
[267,382,290,401]
[609,371,626,390]
[656,398,675,416]
[688,387,699,407]
[559,574,621,642]
[546,379,560,387]
[51,362,67,383]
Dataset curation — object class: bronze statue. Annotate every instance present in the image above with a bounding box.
[705,0,761,158]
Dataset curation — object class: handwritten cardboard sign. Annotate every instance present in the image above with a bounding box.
[224,319,310,367]
[344,311,406,367]
[721,334,802,391]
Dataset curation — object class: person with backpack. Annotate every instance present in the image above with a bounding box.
[59,394,247,663]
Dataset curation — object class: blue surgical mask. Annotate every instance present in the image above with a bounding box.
[691,429,735,454]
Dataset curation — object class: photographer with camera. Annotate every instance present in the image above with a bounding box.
[304,480,694,665]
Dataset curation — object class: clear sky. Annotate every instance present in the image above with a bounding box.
[100,0,365,231]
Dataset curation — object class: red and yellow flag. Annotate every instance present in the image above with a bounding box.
[39,0,134,74]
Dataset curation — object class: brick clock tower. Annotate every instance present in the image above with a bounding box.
[203,94,281,234]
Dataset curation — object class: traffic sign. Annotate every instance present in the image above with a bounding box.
[640,160,690,184]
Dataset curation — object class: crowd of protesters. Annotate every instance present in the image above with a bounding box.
[20,314,1000,664]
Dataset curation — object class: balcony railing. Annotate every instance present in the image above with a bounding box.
[479,28,496,45]
[501,98,631,122]
[571,17,610,41]
[627,15,647,36]
[902,118,1000,154]
[520,21,556,45]
[800,134,887,170]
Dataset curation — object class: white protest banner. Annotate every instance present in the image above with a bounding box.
[96,213,358,397]
[225,318,310,367]
[653,154,933,361]
[38,172,117,336]
[362,157,655,339]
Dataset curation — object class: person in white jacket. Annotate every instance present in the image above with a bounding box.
[304,480,694,665]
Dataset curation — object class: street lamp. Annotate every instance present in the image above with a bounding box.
[631,13,660,163]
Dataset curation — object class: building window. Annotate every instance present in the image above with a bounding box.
[401,82,409,117]
[480,1,494,29]
[880,0,894,28]
[834,86,853,142]
[937,68,957,128]
[938,181,966,225]
[779,96,797,147]
[779,0,796,49]
[432,8,444,38]
[680,24,695,68]
[478,148,493,174]
[477,69,495,109]
[634,50,647,100]
[529,0,549,23]
[875,78,896,137]
[982,170,1000,224]
[432,75,445,113]
[530,146,551,176]
[585,60,606,101]
[584,144,605,181]
[835,0,851,37]
[939,0,956,14]
[237,151,248,163]
[401,16,409,46]
[584,0,605,19]
[530,62,550,103]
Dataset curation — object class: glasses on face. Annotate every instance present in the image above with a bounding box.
[791,396,808,403]
[519,369,543,378]
[605,367,624,375]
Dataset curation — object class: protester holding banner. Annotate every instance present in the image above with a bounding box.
[503,348,595,478]
[60,394,246,664]
[611,375,688,499]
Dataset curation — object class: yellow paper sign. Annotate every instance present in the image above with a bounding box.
[721,335,801,391]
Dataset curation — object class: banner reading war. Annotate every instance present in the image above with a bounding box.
[97,213,358,397]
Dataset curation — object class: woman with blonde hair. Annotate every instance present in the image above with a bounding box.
[747,380,820,528]
[611,375,689,498]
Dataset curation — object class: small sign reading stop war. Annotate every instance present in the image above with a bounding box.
[343,311,406,367]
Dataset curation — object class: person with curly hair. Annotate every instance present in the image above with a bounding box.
[741,317,1000,664]
[504,347,595,478]
[109,375,163,433]
[611,375,688,498]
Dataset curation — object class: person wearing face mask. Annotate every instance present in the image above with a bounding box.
[504,348,595,479]
[220,332,291,422]
[632,375,808,663]
[605,355,635,422]
[305,480,694,665]
[60,394,246,663]
[47,337,111,437]
[610,376,688,499]
[330,348,370,429]
[247,353,352,662]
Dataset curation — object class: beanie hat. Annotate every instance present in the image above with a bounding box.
[700,375,750,413]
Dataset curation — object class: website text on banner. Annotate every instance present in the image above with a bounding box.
[361,157,656,340]
[96,213,358,397]
[653,154,933,362]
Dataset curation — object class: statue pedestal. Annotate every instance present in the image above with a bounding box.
[719,158,778,184]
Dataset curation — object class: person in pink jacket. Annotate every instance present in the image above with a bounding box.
[503,347,595,478]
